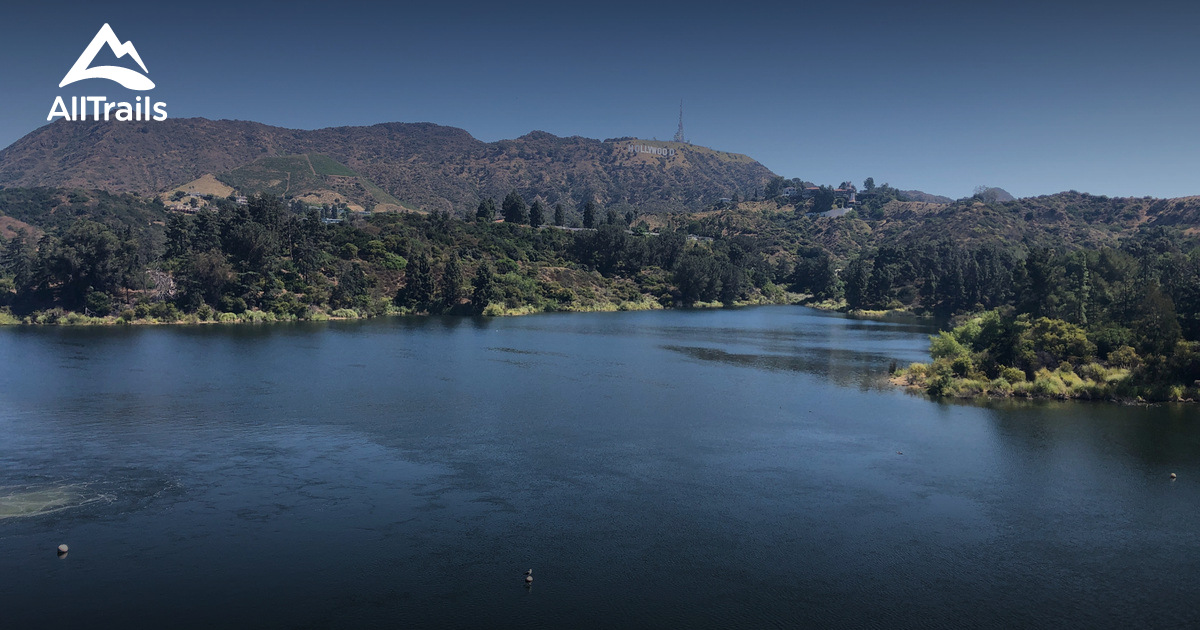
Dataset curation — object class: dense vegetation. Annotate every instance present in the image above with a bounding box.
[660,186,1200,401]
[0,190,788,325]
[5,177,1200,402]
[885,234,1200,401]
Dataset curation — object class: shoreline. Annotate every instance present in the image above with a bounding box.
[0,293,805,327]
[890,368,1200,405]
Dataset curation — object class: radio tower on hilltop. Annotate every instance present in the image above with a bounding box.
[673,100,686,144]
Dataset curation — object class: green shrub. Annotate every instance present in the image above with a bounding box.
[906,362,929,378]
[926,374,951,398]
[330,308,359,319]
[930,331,969,360]
[241,310,275,323]
[218,296,247,314]
[951,378,990,397]
[217,312,238,323]
[1000,366,1026,383]
[1107,345,1141,369]
[1076,362,1108,382]
[950,354,974,378]
[1031,368,1068,397]
[1056,368,1084,389]
[148,302,181,322]
[989,378,1014,395]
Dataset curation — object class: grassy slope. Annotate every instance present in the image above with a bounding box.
[215,154,407,211]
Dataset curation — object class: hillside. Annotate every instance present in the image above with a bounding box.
[0,119,776,216]
[215,154,407,212]
[899,189,954,204]
[672,192,1200,262]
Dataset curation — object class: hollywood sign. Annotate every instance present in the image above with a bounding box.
[628,143,677,157]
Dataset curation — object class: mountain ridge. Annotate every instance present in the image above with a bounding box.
[0,118,776,216]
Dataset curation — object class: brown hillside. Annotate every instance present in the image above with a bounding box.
[0,119,776,216]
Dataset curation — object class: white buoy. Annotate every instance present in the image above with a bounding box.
[1170,472,1177,480]
[525,569,533,584]
[57,544,69,554]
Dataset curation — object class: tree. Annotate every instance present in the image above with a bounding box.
[502,190,528,224]
[553,203,565,227]
[863,177,876,192]
[973,186,999,203]
[165,213,193,260]
[765,176,785,199]
[46,220,134,309]
[181,250,232,308]
[812,186,836,214]
[471,262,496,314]
[674,251,721,305]
[440,255,465,311]
[843,256,872,309]
[1135,282,1182,356]
[791,248,840,300]
[583,200,597,229]
[398,255,435,309]
[529,200,545,228]
[2,229,34,291]
[193,210,222,253]
[476,198,496,222]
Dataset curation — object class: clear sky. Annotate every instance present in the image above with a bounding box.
[2,0,1198,199]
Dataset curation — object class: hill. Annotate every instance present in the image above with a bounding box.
[899,189,954,204]
[673,191,1200,261]
[215,154,408,212]
[0,119,776,217]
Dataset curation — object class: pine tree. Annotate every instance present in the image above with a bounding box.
[553,203,565,227]
[476,198,496,222]
[843,257,872,309]
[502,190,528,224]
[441,255,465,311]
[583,200,597,229]
[165,213,192,260]
[471,262,496,315]
[399,255,435,309]
[529,200,545,228]
[2,229,33,291]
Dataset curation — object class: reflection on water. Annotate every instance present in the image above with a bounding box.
[662,344,897,390]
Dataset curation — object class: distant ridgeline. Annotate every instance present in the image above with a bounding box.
[0,119,776,216]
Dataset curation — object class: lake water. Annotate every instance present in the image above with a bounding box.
[1,307,1198,629]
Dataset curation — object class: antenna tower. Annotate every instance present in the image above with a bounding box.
[674,100,685,143]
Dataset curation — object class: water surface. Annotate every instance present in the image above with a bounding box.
[1,307,1197,628]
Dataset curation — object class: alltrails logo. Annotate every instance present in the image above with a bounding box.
[47,23,167,122]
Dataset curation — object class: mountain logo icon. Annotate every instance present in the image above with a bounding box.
[59,23,155,91]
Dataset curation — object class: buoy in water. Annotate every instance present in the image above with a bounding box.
[1170,472,1178,480]
[57,544,68,555]
[525,569,533,584]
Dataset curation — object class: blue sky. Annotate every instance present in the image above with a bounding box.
[1,0,1198,199]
